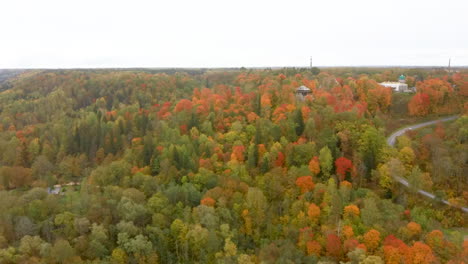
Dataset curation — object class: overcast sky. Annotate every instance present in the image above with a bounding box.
[1,0,467,68]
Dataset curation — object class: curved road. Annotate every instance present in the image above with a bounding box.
[387,115,468,213]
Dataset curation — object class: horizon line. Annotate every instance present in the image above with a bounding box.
[1,65,467,70]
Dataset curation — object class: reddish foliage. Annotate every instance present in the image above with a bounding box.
[156,146,164,153]
[274,151,285,167]
[384,235,405,248]
[199,158,213,170]
[408,93,431,116]
[417,79,453,101]
[179,124,188,134]
[343,238,359,253]
[335,157,353,181]
[326,234,342,258]
[231,145,246,162]
[434,123,445,139]
[157,102,172,119]
[175,99,193,113]
[201,197,216,207]
[247,112,259,123]
[295,176,315,193]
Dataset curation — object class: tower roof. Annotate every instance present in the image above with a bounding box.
[296,85,311,92]
[399,75,405,80]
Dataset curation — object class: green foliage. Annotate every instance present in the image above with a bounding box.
[319,146,333,179]
[0,69,464,263]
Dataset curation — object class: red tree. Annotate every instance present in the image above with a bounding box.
[175,99,193,113]
[274,151,285,167]
[408,93,431,116]
[201,197,216,207]
[326,234,342,258]
[335,157,353,181]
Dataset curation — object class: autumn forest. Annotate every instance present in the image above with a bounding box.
[0,67,466,263]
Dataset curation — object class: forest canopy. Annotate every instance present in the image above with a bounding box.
[0,67,466,263]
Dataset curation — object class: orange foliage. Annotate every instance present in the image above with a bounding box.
[425,230,443,249]
[340,181,352,188]
[343,204,360,217]
[452,73,468,96]
[199,158,213,170]
[295,176,315,193]
[231,145,245,162]
[258,144,267,158]
[175,99,193,113]
[307,203,321,221]
[434,123,445,139]
[342,225,354,239]
[308,156,320,176]
[407,222,422,237]
[260,94,272,108]
[301,106,312,120]
[131,137,142,145]
[408,93,431,116]
[417,79,453,103]
[131,166,148,175]
[201,197,216,207]
[384,245,402,264]
[363,229,380,252]
[272,104,296,123]
[157,102,172,119]
[409,242,436,264]
[384,235,405,248]
[367,85,392,113]
[356,243,367,252]
[241,209,252,235]
[306,240,322,256]
[410,78,459,115]
[463,240,468,260]
[247,112,259,123]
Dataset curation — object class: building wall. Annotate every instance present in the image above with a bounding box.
[380,82,409,92]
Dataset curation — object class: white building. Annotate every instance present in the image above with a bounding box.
[380,75,412,92]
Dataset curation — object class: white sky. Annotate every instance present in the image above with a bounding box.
[1,0,467,68]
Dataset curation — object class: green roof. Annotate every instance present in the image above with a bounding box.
[399,75,405,80]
